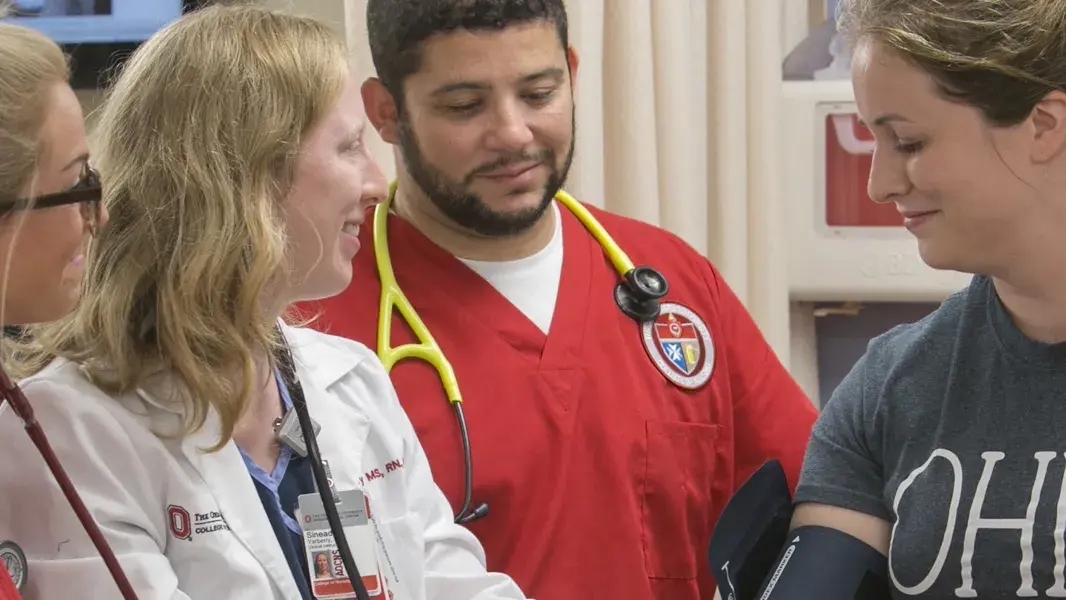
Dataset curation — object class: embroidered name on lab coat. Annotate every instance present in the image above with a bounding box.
[358,458,404,487]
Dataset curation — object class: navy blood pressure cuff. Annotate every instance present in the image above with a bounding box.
[707,460,794,600]
[707,460,891,600]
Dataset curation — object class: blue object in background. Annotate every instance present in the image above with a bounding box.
[827,0,841,21]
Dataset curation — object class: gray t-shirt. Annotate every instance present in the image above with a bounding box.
[794,275,1066,598]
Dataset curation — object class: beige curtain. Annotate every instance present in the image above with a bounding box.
[562,0,792,367]
[266,0,794,368]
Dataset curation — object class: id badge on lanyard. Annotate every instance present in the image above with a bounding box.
[297,488,385,599]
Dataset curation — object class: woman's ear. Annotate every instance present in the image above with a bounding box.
[1029,89,1066,164]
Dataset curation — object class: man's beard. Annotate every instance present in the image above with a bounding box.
[395,110,575,238]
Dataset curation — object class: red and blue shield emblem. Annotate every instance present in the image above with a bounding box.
[656,316,702,375]
[641,302,714,390]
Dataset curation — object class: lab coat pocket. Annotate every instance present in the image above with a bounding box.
[374,511,424,600]
[642,420,720,580]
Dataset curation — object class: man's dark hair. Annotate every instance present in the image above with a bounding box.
[366,0,569,104]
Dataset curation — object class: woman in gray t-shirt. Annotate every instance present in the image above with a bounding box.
[792,0,1066,598]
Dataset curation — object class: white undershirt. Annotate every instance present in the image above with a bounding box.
[459,203,564,334]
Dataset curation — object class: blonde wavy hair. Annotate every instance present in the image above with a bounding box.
[839,0,1066,127]
[0,19,68,206]
[14,4,351,450]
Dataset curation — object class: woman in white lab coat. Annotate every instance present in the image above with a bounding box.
[0,5,529,600]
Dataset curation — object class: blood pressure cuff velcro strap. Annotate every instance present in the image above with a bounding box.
[707,460,795,600]
[754,525,890,599]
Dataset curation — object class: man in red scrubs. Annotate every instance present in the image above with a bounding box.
[296,1,818,598]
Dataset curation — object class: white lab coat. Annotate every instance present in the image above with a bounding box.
[0,325,529,600]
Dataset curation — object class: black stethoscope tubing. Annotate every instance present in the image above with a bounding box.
[277,339,372,600]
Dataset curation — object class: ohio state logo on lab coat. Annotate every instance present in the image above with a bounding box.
[641,302,714,390]
[0,540,27,592]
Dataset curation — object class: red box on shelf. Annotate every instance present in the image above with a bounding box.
[824,114,903,227]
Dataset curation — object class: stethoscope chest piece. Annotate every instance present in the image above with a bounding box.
[615,265,669,322]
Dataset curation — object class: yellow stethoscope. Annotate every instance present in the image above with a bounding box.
[373,184,669,524]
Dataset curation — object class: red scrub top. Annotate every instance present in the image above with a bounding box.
[295,202,817,600]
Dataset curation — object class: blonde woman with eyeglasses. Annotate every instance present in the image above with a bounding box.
[0,17,108,600]
[0,20,105,329]
[0,5,529,600]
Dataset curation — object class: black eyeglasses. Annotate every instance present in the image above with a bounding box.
[3,164,103,231]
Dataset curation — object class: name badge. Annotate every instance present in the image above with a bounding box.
[298,490,384,599]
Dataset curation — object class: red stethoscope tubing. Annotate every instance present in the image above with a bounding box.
[0,363,140,600]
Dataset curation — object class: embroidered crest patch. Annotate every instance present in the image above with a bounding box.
[640,302,715,390]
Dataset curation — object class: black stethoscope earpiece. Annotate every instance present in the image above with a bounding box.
[614,265,669,322]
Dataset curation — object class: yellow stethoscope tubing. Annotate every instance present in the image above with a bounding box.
[372,183,638,407]
[553,188,637,277]
[373,185,463,405]
[373,182,648,524]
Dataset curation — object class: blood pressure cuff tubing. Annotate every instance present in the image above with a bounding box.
[707,460,891,599]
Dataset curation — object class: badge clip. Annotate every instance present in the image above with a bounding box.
[273,407,320,458]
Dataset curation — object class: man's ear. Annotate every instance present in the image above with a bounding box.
[1030,89,1066,164]
[362,77,400,145]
